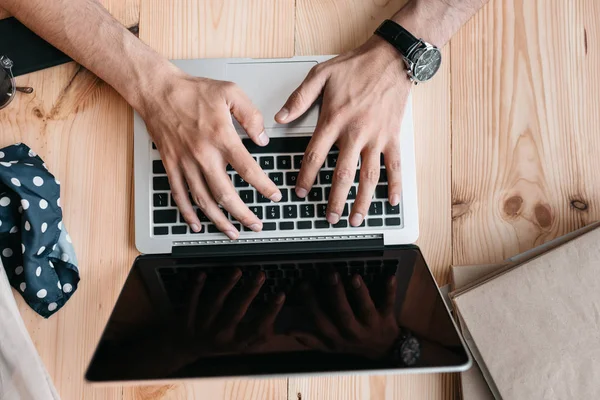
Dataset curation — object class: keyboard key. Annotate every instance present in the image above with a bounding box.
[280,189,289,203]
[256,222,273,231]
[354,171,360,183]
[277,156,292,170]
[220,208,229,219]
[308,187,323,202]
[319,170,333,184]
[154,226,168,235]
[317,204,327,218]
[266,206,280,219]
[197,210,210,222]
[260,156,275,170]
[286,172,298,186]
[379,169,387,183]
[325,187,331,200]
[153,193,169,207]
[154,210,176,223]
[234,175,249,187]
[300,204,315,218]
[315,221,329,229]
[152,142,157,150]
[280,222,294,230]
[385,217,401,226]
[333,220,348,228]
[297,221,312,229]
[367,218,383,227]
[375,185,388,199]
[153,160,166,174]
[249,206,263,219]
[172,225,187,235]
[269,172,284,186]
[226,164,233,171]
[293,155,303,169]
[342,203,349,217]
[327,154,338,168]
[239,190,254,204]
[208,225,219,233]
[153,177,170,190]
[283,205,298,219]
[385,203,400,214]
[369,202,383,216]
[257,193,271,203]
[348,186,357,200]
[233,223,241,231]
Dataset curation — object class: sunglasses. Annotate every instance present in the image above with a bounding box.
[0,55,34,110]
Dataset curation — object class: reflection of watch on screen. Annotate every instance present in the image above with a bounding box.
[389,328,421,366]
[374,19,442,85]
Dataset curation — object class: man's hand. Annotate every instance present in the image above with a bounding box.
[276,37,410,227]
[141,71,282,239]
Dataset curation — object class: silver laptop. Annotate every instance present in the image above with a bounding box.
[133,56,419,254]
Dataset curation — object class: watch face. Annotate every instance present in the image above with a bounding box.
[400,337,421,366]
[412,48,442,82]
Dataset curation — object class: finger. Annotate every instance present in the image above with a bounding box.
[165,162,202,233]
[202,268,242,328]
[327,272,361,335]
[349,275,377,326]
[300,282,339,339]
[295,122,338,198]
[228,86,269,146]
[383,141,402,206]
[326,146,360,224]
[383,275,397,316]
[275,65,328,124]
[203,164,264,233]
[182,162,239,239]
[255,292,286,335]
[222,272,266,330]
[290,331,330,351]
[186,272,207,334]
[227,141,282,202]
[350,149,380,227]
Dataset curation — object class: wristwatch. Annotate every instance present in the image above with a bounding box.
[389,328,421,366]
[375,19,442,84]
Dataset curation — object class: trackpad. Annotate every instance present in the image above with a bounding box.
[226,61,320,131]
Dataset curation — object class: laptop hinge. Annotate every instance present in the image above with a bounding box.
[171,234,383,257]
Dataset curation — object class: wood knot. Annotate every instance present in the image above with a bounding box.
[452,202,470,220]
[534,204,553,228]
[571,199,588,211]
[32,107,44,119]
[503,196,523,217]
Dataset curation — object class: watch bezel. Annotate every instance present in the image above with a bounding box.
[403,41,442,84]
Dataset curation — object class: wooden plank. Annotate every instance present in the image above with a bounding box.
[292,1,456,399]
[451,0,600,265]
[120,1,295,399]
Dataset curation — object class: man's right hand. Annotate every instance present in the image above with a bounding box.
[139,71,281,240]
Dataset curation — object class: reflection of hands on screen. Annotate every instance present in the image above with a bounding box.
[184,268,285,357]
[292,273,400,360]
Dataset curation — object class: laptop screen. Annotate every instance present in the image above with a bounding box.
[86,246,469,382]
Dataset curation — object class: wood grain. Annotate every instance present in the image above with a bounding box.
[292,1,457,399]
[451,0,600,265]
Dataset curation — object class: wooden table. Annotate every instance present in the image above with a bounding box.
[1,0,598,399]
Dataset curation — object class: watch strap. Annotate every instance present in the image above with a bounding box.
[375,19,418,56]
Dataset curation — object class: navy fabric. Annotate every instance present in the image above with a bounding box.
[0,143,79,318]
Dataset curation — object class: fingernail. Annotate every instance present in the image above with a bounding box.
[258,131,269,146]
[249,223,262,232]
[191,223,201,233]
[327,212,340,224]
[224,230,239,240]
[296,188,308,198]
[390,194,401,206]
[352,275,362,289]
[269,192,283,202]
[276,107,289,122]
[275,293,286,304]
[350,213,364,226]
[389,275,397,287]
[329,273,339,285]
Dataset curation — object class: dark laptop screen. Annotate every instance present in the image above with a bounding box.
[85,246,469,381]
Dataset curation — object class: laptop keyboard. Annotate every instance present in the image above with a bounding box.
[159,258,399,308]
[150,137,403,236]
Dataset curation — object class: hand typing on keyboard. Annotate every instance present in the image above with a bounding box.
[276,35,411,227]
[142,74,282,239]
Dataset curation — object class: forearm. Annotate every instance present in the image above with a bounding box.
[0,0,173,111]
[391,0,489,47]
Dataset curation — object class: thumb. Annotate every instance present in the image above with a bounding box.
[229,86,269,146]
[275,65,328,124]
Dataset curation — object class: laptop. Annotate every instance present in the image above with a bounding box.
[85,57,470,383]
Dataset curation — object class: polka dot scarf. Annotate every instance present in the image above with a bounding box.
[0,144,79,318]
